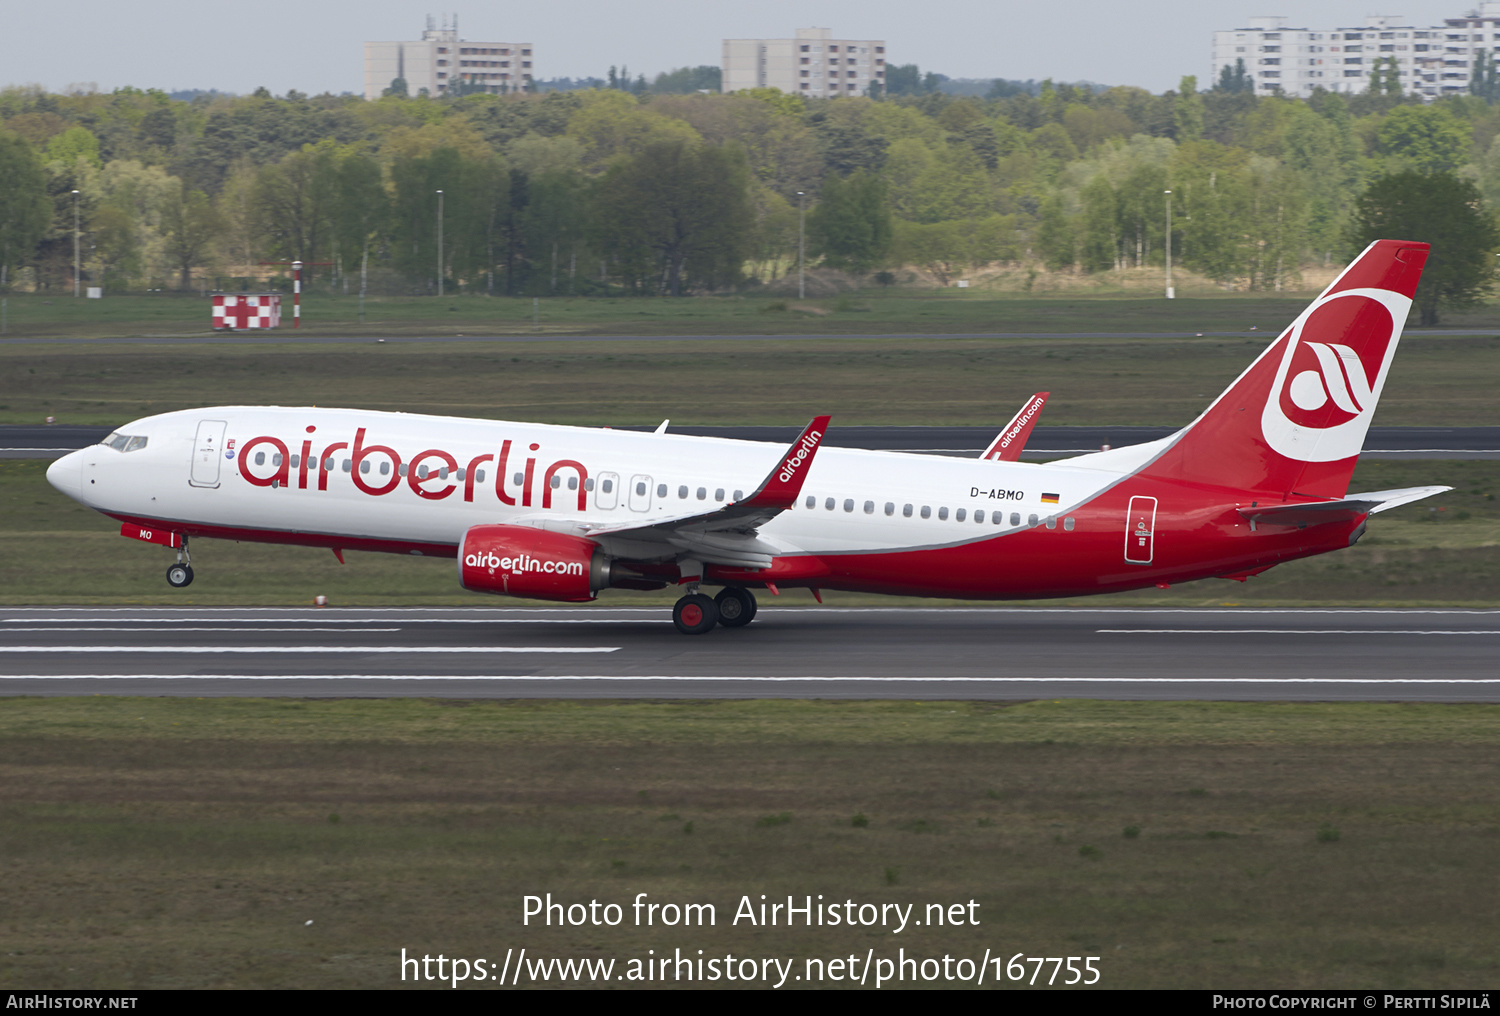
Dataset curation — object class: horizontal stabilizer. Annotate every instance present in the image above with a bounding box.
[1238,485,1449,529]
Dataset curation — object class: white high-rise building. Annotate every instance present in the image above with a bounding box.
[1213,5,1500,100]
[722,28,886,97]
[364,17,533,101]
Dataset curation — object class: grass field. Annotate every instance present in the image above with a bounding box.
[4,331,1500,428]
[2,458,1496,607]
[1,697,1495,989]
[2,285,1498,341]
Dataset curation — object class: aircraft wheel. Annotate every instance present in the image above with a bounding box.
[672,593,719,635]
[714,587,757,628]
[166,564,194,588]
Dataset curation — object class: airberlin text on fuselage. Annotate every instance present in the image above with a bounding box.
[234,426,590,511]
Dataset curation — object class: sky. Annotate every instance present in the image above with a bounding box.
[0,1,1480,97]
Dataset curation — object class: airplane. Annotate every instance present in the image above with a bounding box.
[45,239,1449,634]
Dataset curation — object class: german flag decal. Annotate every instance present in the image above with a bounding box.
[1041,492,1060,504]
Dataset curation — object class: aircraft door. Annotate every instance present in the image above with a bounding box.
[595,471,620,510]
[628,474,653,512]
[1124,496,1157,565]
[189,419,228,488]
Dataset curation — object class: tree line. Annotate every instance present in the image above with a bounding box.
[1,76,1498,316]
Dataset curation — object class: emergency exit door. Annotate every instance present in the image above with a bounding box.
[1124,495,1157,565]
[189,419,227,488]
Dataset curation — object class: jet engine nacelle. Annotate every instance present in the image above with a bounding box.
[458,524,610,603]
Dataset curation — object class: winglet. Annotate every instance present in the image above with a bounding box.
[981,392,1049,461]
[740,415,831,510]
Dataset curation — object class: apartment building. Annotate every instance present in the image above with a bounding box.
[1213,5,1500,100]
[722,28,886,97]
[364,17,533,100]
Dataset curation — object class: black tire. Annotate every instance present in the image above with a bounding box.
[166,564,194,588]
[672,593,719,635]
[714,587,758,628]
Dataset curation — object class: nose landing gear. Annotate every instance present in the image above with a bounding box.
[165,536,194,588]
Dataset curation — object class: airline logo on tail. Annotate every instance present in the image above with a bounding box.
[1261,287,1410,463]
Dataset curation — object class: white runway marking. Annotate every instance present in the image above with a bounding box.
[1097,629,1500,635]
[1,674,1495,683]
[0,646,618,654]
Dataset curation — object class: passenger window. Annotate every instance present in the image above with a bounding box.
[1064,517,1075,531]
[291,454,300,468]
[844,499,855,512]
[602,478,614,493]
[379,461,390,476]
[1046,516,1056,529]
[734,490,743,500]
[342,460,352,472]
[513,472,524,486]
[417,465,429,479]
[697,487,707,500]
[254,452,265,466]
[438,467,449,480]
[805,495,816,509]
[920,506,931,519]
[359,460,370,474]
[938,506,949,521]
[1010,512,1021,526]
[683,486,692,499]
[863,500,874,514]
[273,454,283,466]
[636,481,647,496]
[569,477,579,490]
[903,504,913,517]
[399,464,408,477]
[975,510,985,523]
[715,488,725,502]
[993,512,1003,525]
[584,478,594,491]
[884,502,895,516]
[476,469,485,483]
[657,483,667,497]
[324,458,334,471]
[550,475,561,489]
[825,497,835,510]
[457,469,465,481]
[955,508,966,522]
[1028,513,1039,527]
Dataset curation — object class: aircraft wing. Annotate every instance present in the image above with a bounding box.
[1238,485,1450,529]
[573,415,832,568]
[981,392,1049,460]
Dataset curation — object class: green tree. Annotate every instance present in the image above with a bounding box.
[807,169,894,273]
[1349,171,1500,325]
[0,132,51,286]
[1215,59,1253,94]
[1077,174,1118,272]
[160,181,223,289]
[1174,76,1204,142]
[592,140,753,295]
[1034,193,1075,271]
[1470,50,1500,101]
[1375,105,1468,175]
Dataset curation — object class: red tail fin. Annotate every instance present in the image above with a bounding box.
[1139,239,1428,500]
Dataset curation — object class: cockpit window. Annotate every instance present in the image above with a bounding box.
[102,432,148,452]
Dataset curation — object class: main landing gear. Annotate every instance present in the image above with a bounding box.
[165,536,194,588]
[671,587,759,635]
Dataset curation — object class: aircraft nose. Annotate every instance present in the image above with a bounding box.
[46,449,84,500]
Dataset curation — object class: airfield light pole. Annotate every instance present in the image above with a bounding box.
[259,260,331,329]
[797,191,805,300]
[436,190,444,299]
[72,190,80,298]
[1164,189,1174,300]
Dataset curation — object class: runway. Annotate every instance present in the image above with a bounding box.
[4,425,1498,460]
[2,606,1496,701]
